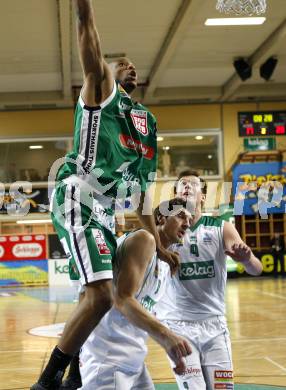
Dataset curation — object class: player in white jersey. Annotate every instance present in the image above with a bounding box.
[157,170,263,390]
[79,198,192,389]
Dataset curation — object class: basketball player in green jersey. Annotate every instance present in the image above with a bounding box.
[31,1,179,389]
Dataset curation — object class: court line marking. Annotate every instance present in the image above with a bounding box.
[252,289,286,300]
[2,336,286,353]
[232,337,286,343]
[0,367,39,372]
[265,356,286,373]
[0,350,50,353]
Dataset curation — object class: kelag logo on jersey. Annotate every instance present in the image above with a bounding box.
[130,109,148,136]
[141,295,156,312]
[179,261,215,280]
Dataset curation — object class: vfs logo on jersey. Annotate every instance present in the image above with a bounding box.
[130,109,148,136]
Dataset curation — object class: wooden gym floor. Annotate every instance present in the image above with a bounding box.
[0,277,285,390]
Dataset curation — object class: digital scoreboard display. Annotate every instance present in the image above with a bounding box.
[238,111,286,137]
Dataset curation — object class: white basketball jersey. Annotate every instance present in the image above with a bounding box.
[157,216,226,321]
[81,232,170,372]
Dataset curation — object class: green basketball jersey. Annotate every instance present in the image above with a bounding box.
[57,81,157,198]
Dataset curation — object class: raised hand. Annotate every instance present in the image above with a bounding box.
[157,246,180,275]
[225,243,252,264]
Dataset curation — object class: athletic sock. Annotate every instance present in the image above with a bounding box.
[38,346,72,385]
[66,352,82,383]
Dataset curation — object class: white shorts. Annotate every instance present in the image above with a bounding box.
[164,316,234,390]
[79,360,154,390]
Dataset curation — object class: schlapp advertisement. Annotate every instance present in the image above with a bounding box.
[232,161,286,215]
[0,234,47,261]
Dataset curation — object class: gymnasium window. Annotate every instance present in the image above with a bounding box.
[0,137,72,184]
[157,130,223,180]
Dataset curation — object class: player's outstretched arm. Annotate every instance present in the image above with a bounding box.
[114,230,191,374]
[74,0,113,105]
[223,222,263,275]
[134,191,180,275]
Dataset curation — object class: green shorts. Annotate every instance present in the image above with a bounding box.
[51,181,117,285]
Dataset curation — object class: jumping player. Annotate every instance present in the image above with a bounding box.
[31,1,179,389]
[157,170,263,390]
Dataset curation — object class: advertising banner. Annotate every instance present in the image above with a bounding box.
[48,258,72,287]
[236,251,286,277]
[232,162,286,215]
[0,259,48,286]
[243,137,276,151]
[0,234,47,261]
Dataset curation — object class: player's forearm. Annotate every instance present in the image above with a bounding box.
[74,0,103,77]
[75,0,93,25]
[135,192,161,250]
[114,295,170,345]
[242,253,263,275]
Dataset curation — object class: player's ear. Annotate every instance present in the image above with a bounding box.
[173,181,178,196]
[201,193,206,203]
[158,215,167,226]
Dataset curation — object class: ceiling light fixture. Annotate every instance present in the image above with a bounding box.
[29,145,43,150]
[16,219,52,224]
[157,137,164,141]
[205,17,266,26]
[195,136,204,141]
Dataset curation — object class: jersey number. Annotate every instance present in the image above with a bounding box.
[190,243,199,257]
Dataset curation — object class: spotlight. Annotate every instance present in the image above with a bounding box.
[260,56,278,81]
[233,58,252,81]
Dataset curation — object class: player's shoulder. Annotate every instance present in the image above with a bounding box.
[134,101,148,111]
[116,229,155,248]
[116,232,128,247]
[117,81,130,98]
[198,215,224,228]
[134,101,156,120]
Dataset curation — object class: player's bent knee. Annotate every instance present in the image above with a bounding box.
[84,279,113,314]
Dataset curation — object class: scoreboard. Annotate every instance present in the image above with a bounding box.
[238,111,286,137]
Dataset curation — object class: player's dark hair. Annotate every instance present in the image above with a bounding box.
[154,198,186,225]
[175,169,207,195]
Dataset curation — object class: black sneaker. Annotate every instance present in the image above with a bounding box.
[30,384,49,390]
[59,376,82,390]
[30,371,64,390]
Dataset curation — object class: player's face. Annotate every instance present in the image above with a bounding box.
[113,58,137,93]
[176,175,204,207]
[164,208,192,244]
